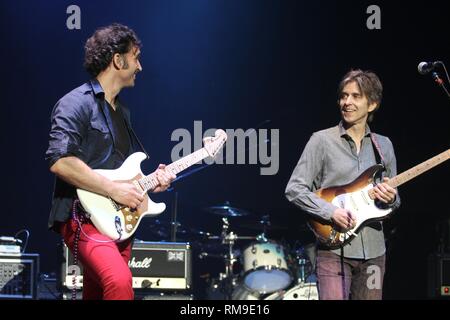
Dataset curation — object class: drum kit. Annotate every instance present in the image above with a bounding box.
[201,202,318,300]
[146,201,318,300]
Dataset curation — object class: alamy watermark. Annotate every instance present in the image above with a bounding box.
[366,265,382,290]
[366,5,381,30]
[66,5,81,30]
[171,121,279,175]
[65,5,380,31]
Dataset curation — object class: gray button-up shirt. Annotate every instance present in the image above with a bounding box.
[285,122,401,259]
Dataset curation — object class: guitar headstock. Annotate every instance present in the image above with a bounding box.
[203,129,227,158]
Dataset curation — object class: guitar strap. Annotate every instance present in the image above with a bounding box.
[117,104,150,160]
[370,132,386,167]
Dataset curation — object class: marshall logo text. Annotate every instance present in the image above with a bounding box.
[128,257,152,269]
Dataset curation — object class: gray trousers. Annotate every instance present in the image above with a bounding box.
[316,250,385,300]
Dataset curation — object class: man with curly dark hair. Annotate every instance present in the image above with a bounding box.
[46,23,176,300]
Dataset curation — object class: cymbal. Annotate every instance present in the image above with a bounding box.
[207,234,256,241]
[204,203,253,217]
[239,222,288,231]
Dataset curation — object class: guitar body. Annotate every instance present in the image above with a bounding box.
[77,152,166,242]
[308,164,393,248]
[75,129,228,242]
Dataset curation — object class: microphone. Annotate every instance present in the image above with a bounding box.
[417,61,441,75]
[418,60,450,101]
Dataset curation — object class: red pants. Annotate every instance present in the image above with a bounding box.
[59,217,134,300]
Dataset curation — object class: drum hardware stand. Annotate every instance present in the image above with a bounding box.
[206,217,256,299]
[255,214,272,243]
[261,214,270,232]
[218,217,239,299]
[205,218,237,299]
[294,245,308,283]
[170,189,179,242]
[167,163,214,242]
[297,256,307,283]
[220,219,238,279]
[256,233,268,243]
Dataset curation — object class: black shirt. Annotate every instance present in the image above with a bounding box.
[107,102,131,161]
[45,79,146,230]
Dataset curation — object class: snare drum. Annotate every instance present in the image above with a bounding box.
[241,241,292,294]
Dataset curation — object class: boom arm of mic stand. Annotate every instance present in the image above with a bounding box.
[432,72,450,101]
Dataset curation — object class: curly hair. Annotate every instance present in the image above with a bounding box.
[84,23,142,77]
[338,69,383,123]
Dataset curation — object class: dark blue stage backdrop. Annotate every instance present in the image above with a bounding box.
[0,0,448,299]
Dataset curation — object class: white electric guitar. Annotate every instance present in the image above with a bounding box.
[77,129,227,241]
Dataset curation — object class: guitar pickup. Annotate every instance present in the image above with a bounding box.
[360,191,370,205]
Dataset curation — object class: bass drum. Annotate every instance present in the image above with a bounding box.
[241,241,292,294]
[231,283,261,300]
[264,282,319,300]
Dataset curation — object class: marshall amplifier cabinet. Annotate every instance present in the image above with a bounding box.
[130,241,192,290]
[0,253,39,299]
[59,240,192,291]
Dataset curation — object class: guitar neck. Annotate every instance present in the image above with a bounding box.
[389,149,449,189]
[139,148,210,192]
[167,148,210,175]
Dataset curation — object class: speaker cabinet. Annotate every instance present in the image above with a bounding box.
[59,240,192,291]
[427,253,450,298]
[0,253,39,299]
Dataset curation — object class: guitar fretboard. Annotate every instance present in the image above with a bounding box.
[389,149,449,189]
[138,148,210,192]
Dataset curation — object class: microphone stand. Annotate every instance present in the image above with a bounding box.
[170,188,179,242]
[431,71,450,101]
[166,157,213,243]
[426,61,450,101]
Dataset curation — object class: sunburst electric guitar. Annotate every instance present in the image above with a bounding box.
[308,149,449,249]
[77,129,227,241]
